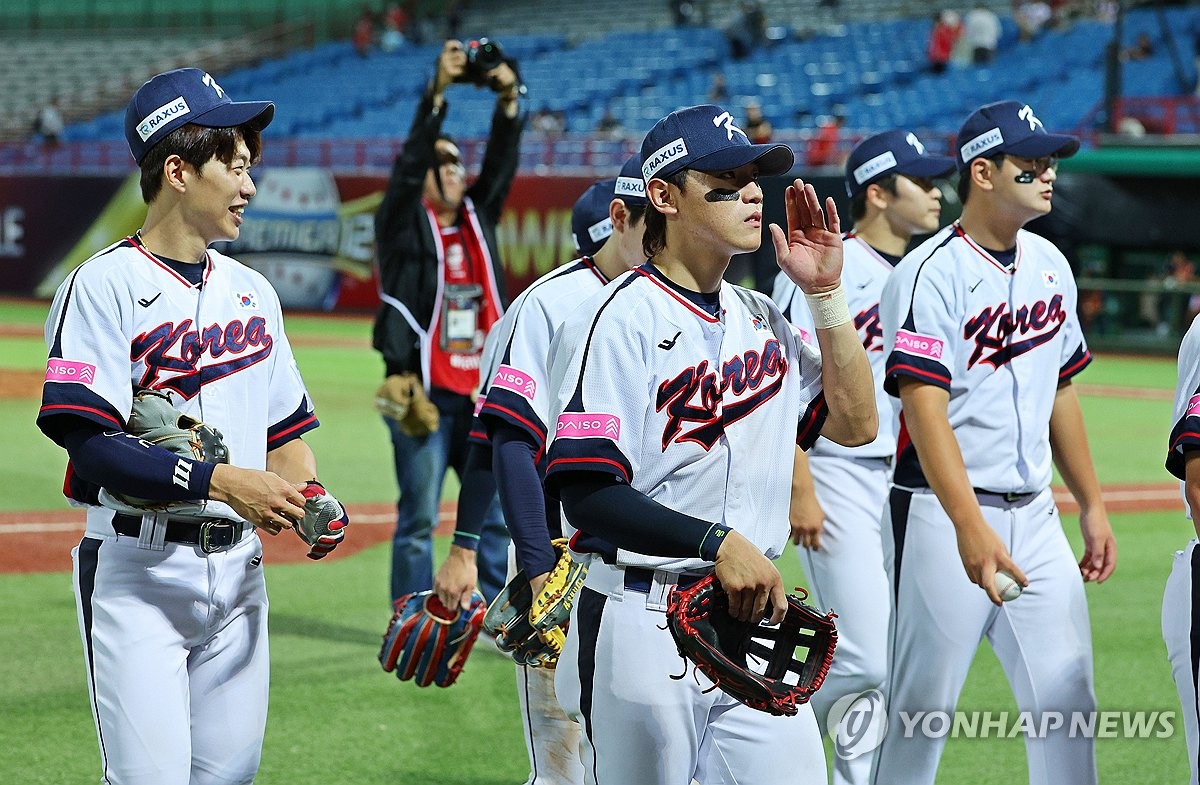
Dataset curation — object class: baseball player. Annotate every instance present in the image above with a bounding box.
[36,68,347,784]
[772,129,954,785]
[1163,313,1200,785]
[543,104,876,785]
[434,158,650,785]
[873,101,1116,785]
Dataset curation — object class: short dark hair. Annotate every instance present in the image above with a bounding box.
[625,201,648,228]
[850,174,899,222]
[956,152,1005,205]
[641,169,689,259]
[139,123,263,203]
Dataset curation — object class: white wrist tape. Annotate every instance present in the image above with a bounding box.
[803,283,851,329]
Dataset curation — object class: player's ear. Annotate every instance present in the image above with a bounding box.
[865,182,890,211]
[161,154,188,195]
[646,178,678,216]
[969,158,994,193]
[609,198,627,232]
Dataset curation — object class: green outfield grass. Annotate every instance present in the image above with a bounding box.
[0,301,1193,783]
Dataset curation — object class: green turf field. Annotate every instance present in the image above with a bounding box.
[0,300,1192,783]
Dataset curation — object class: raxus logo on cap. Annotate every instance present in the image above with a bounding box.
[571,179,618,258]
[613,154,648,205]
[640,104,794,183]
[844,129,956,197]
[124,67,274,164]
[955,100,1080,171]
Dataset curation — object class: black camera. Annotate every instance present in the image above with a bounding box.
[464,38,506,85]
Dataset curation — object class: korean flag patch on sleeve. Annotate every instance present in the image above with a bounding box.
[1041,271,1060,288]
[235,291,259,309]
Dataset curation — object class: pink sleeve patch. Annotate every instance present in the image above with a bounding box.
[473,395,486,416]
[1187,394,1200,418]
[555,413,621,441]
[45,359,96,385]
[894,329,945,360]
[490,364,537,402]
[798,327,813,345]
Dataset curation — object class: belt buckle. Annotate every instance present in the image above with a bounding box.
[198,520,238,553]
[1003,491,1024,503]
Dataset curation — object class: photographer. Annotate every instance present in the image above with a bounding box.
[373,38,524,605]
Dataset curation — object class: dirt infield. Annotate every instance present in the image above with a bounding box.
[0,484,1182,575]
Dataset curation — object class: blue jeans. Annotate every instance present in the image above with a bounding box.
[385,389,509,604]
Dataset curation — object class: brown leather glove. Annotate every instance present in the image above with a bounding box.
[375,374,440,437]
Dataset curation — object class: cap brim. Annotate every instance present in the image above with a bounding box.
[689,142,795,178]
[191,100,275,133]
[1004,133,1079,160]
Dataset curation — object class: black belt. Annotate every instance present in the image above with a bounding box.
[973,488,1036,505]
[112,513,245,553]
[623,567,707,594]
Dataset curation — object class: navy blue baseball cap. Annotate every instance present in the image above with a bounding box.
[640,104,794,183]
[955,100,1079,172]
[572,179,617,257]
[844,130,955,197]
[613,155,648,206]
[124,68,274,164]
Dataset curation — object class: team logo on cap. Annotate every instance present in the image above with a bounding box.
[643,138,689,181]
[1018,104,1044,131]
[853,151,898,185]
[137,96,191,142]
[615,176,645,199]
[960,128,1004,163]
[202,72,225,98]
[713,111,747,141]
[906,133,926,154]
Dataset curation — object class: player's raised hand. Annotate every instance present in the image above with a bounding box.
[955,520,1028,606]
[1077,506,1117,583]
[714,529,787,624]
[433,39,467,93]
[208,464,307,535]
[434,544,481,610]
[770,178,844,295]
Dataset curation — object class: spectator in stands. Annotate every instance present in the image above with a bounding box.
[597,104,625,140]
[964,5,1002,64]
[1015,0,1052,42]
[708,73,729,102]
[726,0,766,60]
[33,97,64,150]
[445,0,466,39]
[927,10,961,74]
[381,2,408,53]
[670,0,698,26]
[532,105,565,138]
[353,6,375,58]
[806,113,844,168]
[373,39,525,606]
[1121,32,1154,62]
[745,100,773,143]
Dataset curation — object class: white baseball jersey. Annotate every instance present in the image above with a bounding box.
[545,263,826,573]
[1163,314,1200,785]
[480,256,611,458]
[773,232,899,459]
[40,236,316,527]
[880,222,1090,491]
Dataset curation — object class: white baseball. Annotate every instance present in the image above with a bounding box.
[994,570,1023,602]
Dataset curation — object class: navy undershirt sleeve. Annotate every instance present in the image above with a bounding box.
[559,474,732,562]
[63,422,215,501]
[492,423,557,576]
[452,441,497,551]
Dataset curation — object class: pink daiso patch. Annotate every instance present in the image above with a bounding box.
[798,327,814,346]
[894,329,944,360]
[555,413,621,441]
[45,359,97,385]
[1187,394,1200,418]
[490,364,537,401]
[473,395,486,416]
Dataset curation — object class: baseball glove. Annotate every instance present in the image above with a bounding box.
[483,539,587,668]
[293,480,348,560]
[379,590,487,688]
[375,373,440,437]
[665,575,838,717]
[109,388,229,511]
